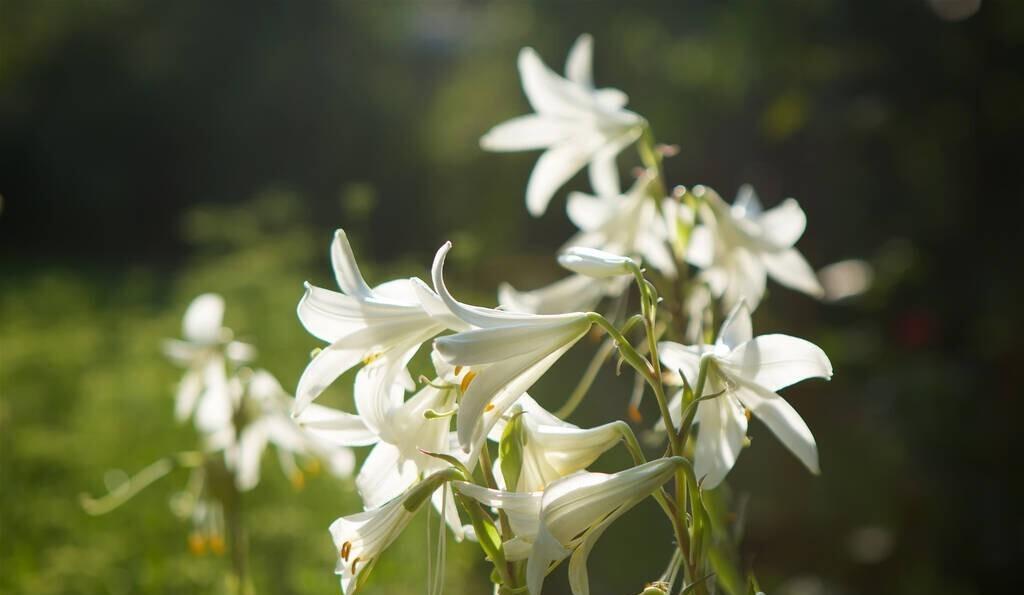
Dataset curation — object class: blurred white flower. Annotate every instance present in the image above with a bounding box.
[686,185,823,310]
[499,273,621,315]
[565,170,676,278]
[658,302,832,488]
[294,229,465,437]
[163,293,254,431]
[481,34,644,216]
[498,171,671,315]
[430,242,593,460]
[817,259,874,302]
[229,370,355,491]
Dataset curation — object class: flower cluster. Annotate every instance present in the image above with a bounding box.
[84,293,355,565]
[303,34,839,595]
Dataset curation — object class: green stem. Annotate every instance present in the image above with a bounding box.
[677,357,711,447]
[456,494,515,588]
[478,443,513,541]
[555,337,615,419]
[638,124,667,198]
[80,458,176,516]
[225,477,249,595]
[587,313,655,383]
[638,123,716,595]
[558,314,645,419]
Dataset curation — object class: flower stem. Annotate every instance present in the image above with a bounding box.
[224,479,250,595]
[555,337,615,419]
[478,443,514,540]
[637,122,716,595]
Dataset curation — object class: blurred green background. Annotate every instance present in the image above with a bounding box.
[2,1,1021,594]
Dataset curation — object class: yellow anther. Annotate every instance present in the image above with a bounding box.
[484,403,495,413]
[362,352,382,365]
[187,532,207,556]
[627,404,643,423]
[460,371,477,393]
[454,365,463,375]
[340,541,352,561]
[304,458,322,476]
[743,408,752,421]
[209,534,225,555]
[290,470,306,491]
[351,557,362,574]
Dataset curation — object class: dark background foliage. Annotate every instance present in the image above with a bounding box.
[2,1,1021,594]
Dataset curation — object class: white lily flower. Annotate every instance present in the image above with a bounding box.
[330,469,457,594]
[163,293,254,431]
[230,370,355,491]
[502,403,628,492]
[456,457,684,595]
[481,34,645,216]
[527,458,685,595]
[686,185,824,310]
[294,230,465,435]
[558,247,636,279]
[297,360,471,539]
[430,242,593,460]
[658,302,832,488]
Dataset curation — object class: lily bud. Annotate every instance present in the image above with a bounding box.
[558,247,636,278]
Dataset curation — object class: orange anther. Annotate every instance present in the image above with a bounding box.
[460,371,477,393]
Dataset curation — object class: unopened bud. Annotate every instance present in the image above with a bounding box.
[558,247,636,278]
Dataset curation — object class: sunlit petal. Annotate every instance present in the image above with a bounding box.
[721,334,833,392]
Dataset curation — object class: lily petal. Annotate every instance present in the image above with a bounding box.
[353,333,432,433]
[355,442,418,510]
[432,242,584,327]
[587,146,620,197]
[716,301,753,351]
[731,184,763,219]
[756,198,806,248]
[722,334,833,392]
[434,318,588,366]
[452,481,542,543]
[692,395,748,489]
[456,336,585,455]
[480,115,576,151]
[658,341,704,386]
[295,404,377,447]
[685,225,715,269]
[526,141,597,217]
[235,422,270,491]
[518,47,594,119]
[183,293,224,344]
[564,34,593,88]
[723,249,767,311]
[732,379,820,474]
[331,230,374,300]
[762,248,826,298]
[293,343,366,416]
[498,274,609,315]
